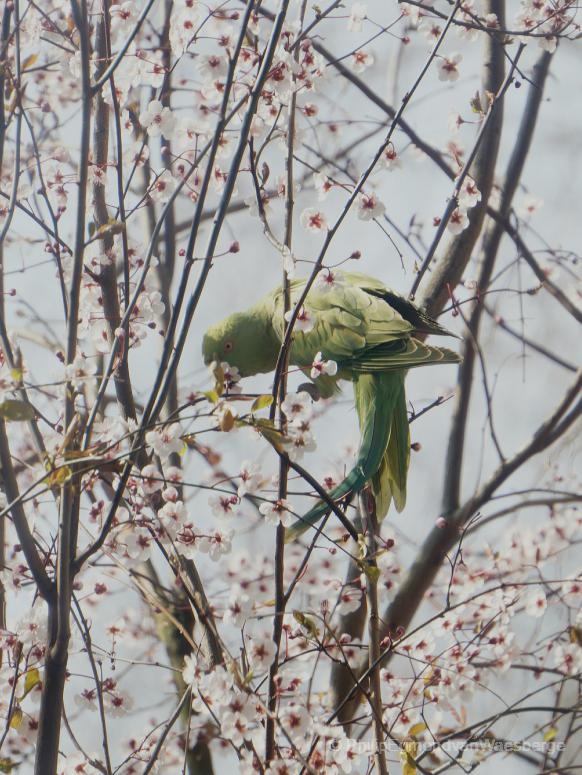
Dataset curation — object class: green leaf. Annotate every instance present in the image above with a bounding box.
[210,363,225,397]
[21,668,41,700]
[21,53,38,71]
[470,90,484,114]
[249,417,285,447]
[203,390,219,404]
[544,727,558,742]
[0,400,35,422]
[408,722,426,739]
[8,706,22,730]
[292,610,319,638]
[402,757,416,775]
[361,562,380,583]
[219,408,236,432]
[45,464,73,487]
[401,740,418,775]
[357,534,367,560]
[297,382,321,401]
[95,219,125,239]
[251,394,274,413]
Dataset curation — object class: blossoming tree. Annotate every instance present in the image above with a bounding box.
[0,0,580,774]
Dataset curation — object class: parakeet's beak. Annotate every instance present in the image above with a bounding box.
[201,333,216,366]
[205,353,219,369]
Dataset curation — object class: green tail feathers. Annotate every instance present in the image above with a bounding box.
[382,384,410,514]
[285,340,460,541]
[284,465,369,543]
[285,372,406,542]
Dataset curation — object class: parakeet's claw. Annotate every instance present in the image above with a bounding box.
[297,382,321,401]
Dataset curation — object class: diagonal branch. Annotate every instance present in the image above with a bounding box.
[441,46,553,517]
[331,369,581,725]
[419,0,507,318]
[384,367,581,640]
[0,422,53,600]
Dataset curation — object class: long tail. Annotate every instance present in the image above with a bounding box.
[285,372,403,542]
[285,339,461,541]
[371,382,409,518]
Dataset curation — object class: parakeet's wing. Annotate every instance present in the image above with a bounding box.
[270,273,461,542]
[348,338,461,373]
[271,275,414,367]
[333,271,457,337]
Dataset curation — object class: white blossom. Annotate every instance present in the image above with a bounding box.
[447,207,469,234]
[223,588,253,627]
[523,588,547,618]
[539,35,557,53]
[377,144,401,170]
[351,50,374,73]
[182,653,203,686]
[356,192,386,221]
[284,305,315,332]
[104,689,134,717]
[198,528,233,559]
[283,429,317,462]
[237,461,264,498]
[158,500,189,539]
[311,352,338,379]
[247,634,277,671]
[458,175,481,209]
[315,268,345,292]
[146,423,184,460]
[553,643,582,675]
[139,100,175,138]
[281,392,313,425]
[300,208,328,232]
[259,499,293,527]
[348,3,367,32]
[437,53,462,82]
[149,170,176,203]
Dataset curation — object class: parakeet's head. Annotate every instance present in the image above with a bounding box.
[202,311,279,377]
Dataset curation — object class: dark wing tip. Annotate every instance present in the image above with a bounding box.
[366,287,460,339]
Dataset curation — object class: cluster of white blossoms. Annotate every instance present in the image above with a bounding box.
[281,390,318,463]
[0,480,579,771]
[401,0,574,52]
[447,174,483,235]
[514,0,577,52]
[134,500,578,771]
[253,391,320,525]
[181,649,367,774]
[78,416,238,570]
[59,237,165,357]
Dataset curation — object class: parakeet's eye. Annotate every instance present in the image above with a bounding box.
[223,341,234,353]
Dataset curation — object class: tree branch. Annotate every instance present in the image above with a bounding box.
[418,0,507,317]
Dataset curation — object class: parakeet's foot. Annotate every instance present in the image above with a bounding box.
[297,382,322,401]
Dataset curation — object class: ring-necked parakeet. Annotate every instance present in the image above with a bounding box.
[202,271,460,540]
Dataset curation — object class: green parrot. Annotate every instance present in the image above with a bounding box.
[202,271,460,540]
